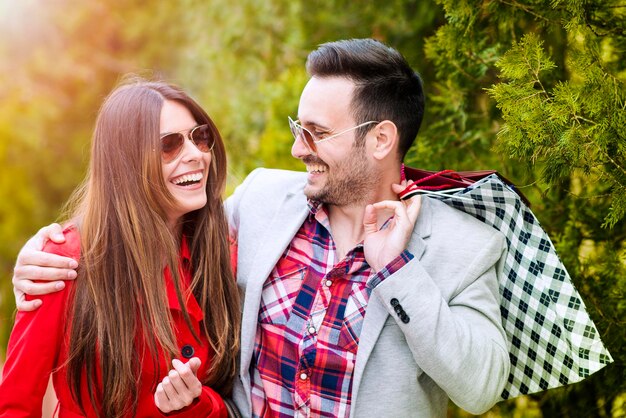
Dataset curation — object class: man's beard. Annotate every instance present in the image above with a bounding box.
[303,145,379,206]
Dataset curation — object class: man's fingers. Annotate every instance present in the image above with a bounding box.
[37,223,66,245]
[17,250,78,271]
[13,288,42,312]
[15,298,43,311]
[13,277,66,296]
[404,195,422,224]
[392,179,413,195]
[363,204,379,235]
[372,200,419,231]
[370,200,406,217]
[14,263,76,282]
[391,183,406,194]
[367,198,421,226]
[364,201,407,234]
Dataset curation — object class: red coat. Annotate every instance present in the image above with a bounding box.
[0,227,228,418]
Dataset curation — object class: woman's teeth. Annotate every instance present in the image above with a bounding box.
[172,172,203,185]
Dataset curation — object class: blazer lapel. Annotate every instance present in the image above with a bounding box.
[351,197,433,408]
[238,186,309,381]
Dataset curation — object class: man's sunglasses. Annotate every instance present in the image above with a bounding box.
[160,124,215,162]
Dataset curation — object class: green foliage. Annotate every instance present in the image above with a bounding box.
[425,1,626,416]
[1,0,624,416]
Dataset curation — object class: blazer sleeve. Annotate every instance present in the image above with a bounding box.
[0,240,77,417]
[372,230,510,415]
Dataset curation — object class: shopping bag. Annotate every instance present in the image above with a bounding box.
[400,167,613,399]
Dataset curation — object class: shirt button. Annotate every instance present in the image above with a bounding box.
[325,279,333,287]
[181,345,195,359]
[299,372,308,380]
[308,326,316,334]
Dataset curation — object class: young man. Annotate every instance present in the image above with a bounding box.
[12,39,510,417]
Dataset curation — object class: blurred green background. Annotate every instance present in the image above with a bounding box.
[0,0,624,416]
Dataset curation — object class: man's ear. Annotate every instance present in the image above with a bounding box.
[371,120,398,160]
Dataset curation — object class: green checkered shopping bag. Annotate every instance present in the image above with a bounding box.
[400,167,613,399]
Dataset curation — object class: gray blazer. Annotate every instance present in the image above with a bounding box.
[225,168,510,418]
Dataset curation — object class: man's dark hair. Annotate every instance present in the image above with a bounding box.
[306,38,425,160]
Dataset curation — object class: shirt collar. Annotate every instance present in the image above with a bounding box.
[307,199,333,233]
[307,198,396,253]
[307,199,323,216]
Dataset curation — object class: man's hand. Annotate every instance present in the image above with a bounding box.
[12,223,78,311]
[154,358,203,413]
[363,181,421,272]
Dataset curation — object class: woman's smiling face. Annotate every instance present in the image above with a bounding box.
[159,99,212,228]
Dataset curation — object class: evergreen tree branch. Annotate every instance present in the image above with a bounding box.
[568,113,626,177]
[496,0,553,23]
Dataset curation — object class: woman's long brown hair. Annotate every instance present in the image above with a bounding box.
[62,78,240,417]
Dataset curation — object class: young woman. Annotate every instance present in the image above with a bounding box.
[0,79,240,417]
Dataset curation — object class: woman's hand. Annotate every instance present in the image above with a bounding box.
[154,357,203,413]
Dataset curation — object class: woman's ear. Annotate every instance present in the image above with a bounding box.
[370,120,398,160]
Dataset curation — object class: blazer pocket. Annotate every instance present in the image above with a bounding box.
[258,266,306,326]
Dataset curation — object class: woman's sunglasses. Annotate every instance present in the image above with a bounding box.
[160,124,215,162]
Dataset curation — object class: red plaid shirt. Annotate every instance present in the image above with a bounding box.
[250,202,412,418]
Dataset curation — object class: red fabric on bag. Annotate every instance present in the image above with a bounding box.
[400,166,529,206]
